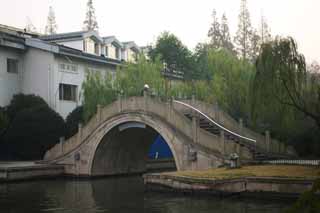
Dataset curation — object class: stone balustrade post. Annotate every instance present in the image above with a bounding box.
[144,90,149,112]
[239,118,243,133]
[77,123,83,144]
[96,105,102,123]
[220,130,225,155]
[118,93,122,113]
[59,137,65,155]
[237,143,242,166]
[265,130,270,152]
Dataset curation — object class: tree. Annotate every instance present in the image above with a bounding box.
[259,14,272,44]
[208,49,254,119]
[208,9,222,49]
[250,29,261,61]
[3,105,66,160]
[83,0,99,31]
[220,13,234,53]
[115,56,165,97]
[252,37,320,129]
[45,6,58,35]
[234,0,253,60]
[149,32,195,80]
[0,107,8,138]
[82,71,116,121]
[6,94,48,121]
[65,106,84,139]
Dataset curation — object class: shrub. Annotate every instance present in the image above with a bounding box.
[6,94,48,121]
[3,105,66,160]
[65,106,84,139]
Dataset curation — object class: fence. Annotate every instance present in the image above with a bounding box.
[263,159,320,166]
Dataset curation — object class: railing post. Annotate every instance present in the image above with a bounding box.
[77,123,83,144]
[220,130,225,155]
[192,114,198,144]
[239,118,243,133]
[59,137,65,155]
[118,93,122,113]
[237,143,242,166]
[96,104,102,123]
[144,90,148,112]
[265,130,270,152]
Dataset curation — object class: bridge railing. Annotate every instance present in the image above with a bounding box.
[45,96,225,161]
[263,159,320,166]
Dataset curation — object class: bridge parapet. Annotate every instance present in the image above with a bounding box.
[174,99,294,156]
[45,96,224,162]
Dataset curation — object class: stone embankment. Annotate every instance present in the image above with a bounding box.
[0,162,64,182]
[143,165,320,197]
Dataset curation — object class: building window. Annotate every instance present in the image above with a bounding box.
[59,84,77,102]
[7,58,18,73]
[105,46,108,57]
[115,47,120,59]
[59,63,78,73]
[94,43,99,55]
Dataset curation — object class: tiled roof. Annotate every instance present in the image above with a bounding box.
[40,31,87,41]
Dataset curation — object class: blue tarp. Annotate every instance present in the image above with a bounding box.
[148,135,173,159]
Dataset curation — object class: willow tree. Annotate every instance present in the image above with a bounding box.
[252,37,320,129]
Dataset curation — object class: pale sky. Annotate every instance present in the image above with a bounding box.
[0,0,319,62]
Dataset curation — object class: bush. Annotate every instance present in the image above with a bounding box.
[0,107,8,134]
[65,106,84,139]
[3,105,66,160]
[6,94,48,121]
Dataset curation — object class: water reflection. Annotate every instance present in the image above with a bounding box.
[0,176,292,213]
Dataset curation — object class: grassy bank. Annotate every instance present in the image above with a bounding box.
[165,165,320,180]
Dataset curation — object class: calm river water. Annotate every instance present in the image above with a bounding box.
[0,176,293,213]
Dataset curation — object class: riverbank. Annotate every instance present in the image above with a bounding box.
[0,161,64,182]
[143,165,320,197]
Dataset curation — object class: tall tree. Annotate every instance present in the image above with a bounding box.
[45,6,58,35]
[220,13,234,53]
[250,29,261,61]
[149,32,195,80]
[208,9,222,49]
[259,14,272,44]
[83,0,99,31]
[234,0,253,60]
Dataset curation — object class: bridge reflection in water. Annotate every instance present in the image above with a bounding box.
[0,177,292,213]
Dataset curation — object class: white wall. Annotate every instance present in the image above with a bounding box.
[0,47,23,107]
[57,40,84,51]
[22,48,54,106]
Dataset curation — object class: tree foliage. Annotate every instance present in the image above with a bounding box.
[252,37,320,129]
[149,32,195,80]
[83,0,99,31]
[6,94,48,121]
[116,56,165,97]
[3,105,66,160]
[234,0,253,60]
[220,13,234,53]
[45,6,58,35]
[65,106,84,139]
[82,71,117,121]
[208,9,222,49]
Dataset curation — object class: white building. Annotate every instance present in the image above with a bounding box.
[0,24,140,118]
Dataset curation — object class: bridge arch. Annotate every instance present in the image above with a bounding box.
[44,97,227,176]
[88,113,183,176]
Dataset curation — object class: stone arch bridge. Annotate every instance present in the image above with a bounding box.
[44,96,294,177]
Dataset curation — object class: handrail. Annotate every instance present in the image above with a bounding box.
[173,100,257,143]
